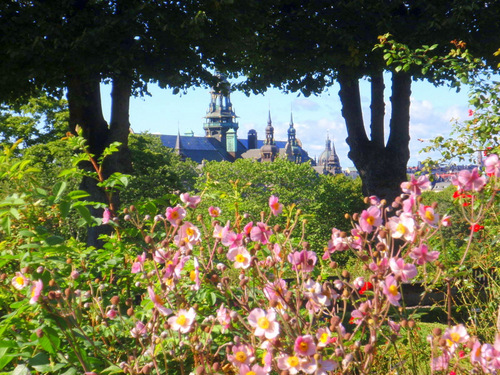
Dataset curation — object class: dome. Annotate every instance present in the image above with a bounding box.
[261,143,279,154]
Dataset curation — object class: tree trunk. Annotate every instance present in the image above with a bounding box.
[339,70,411,203]
[66,73,132,247]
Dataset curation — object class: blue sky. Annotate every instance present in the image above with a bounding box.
[101,77,471,167]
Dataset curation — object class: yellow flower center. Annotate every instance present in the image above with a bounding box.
[235,254,246,263]
[320,333,328,343]
[15,276,25,286]
[235,351,247,363]
[154,294,165,305]
[299,341,309,352]
[396,223,406,234]
[287,356,299,367]
[176,314,187,326]
[425,210,435,221]
[366,216,375,226]
[389,285,398,296]
[247,372,256,375]
[186,227,195,237]
[272,202,280,210]
[257,316,270,329]
[450,332,461,343]
[171,211,179,219]
[190,270,196,281]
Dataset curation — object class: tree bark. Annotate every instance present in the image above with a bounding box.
[66,73,132,247]
[338,71,411,203]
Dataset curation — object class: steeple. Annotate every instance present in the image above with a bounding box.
[319,132,342,174]
[174,129,185,160]
[203,74,239,146]
[261,111,278,162]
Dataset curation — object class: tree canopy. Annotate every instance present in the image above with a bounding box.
[219,0,500,200]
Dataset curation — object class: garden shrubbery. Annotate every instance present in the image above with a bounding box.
[0,130,499,375]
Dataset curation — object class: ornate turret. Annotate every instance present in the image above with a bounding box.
[174,129,185,161]
[284,112,302,163]
[203,75,239,148]
[260,111,279,162]
[318,133,342,174]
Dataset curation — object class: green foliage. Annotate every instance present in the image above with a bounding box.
[121,134,198,206]
[0,93,68,148]
[195,158,364,259]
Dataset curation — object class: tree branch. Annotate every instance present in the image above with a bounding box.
[387,72,411,154]
[338,70,369,149]
[370,71,385,148]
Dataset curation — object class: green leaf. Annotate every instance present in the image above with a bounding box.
[59,200,71,218]
[38,327,61,354]
[0,347,14,370]
[45,236,65,246]
[11,364,31,375]
[73,205,95,225]
[52,181,67,202]
[28,352,51,372]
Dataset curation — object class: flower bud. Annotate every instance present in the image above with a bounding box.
[433,327,442,336]
[144,236,153,244]
[408,320,416,329]
[341,270,350,280]
[110,296,120,306]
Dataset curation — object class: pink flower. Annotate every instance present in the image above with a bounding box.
[409,244,439,265]
[383,275,401,306]
[180,193,201,209]
[441,214,452,227]
[294,335,317,356]
[148,286,172,316]
[11,272,29,290]
[400,175,431,195]
[243,221,253,236]
[222,230,244,249]
[168,308,196,333]
[263,279,288,305]
[165,205,186,226]
[359,206,382,233]
[238,364,267,375]
[208,206,221,217]
[227,246,252,269]
[213,221,230,240]
[248,308,280,339]
[269,195,283,216]
[216,304,232,332]
[451,168,486,192]
[191,257,201,291]
[316,358,338,375]
[288,250,317,273]
[443,324,469,349]
[250,222,272,244]
[277,354,303,374]
[387,213,416,241]
[29,280,43,304]
[102,207,111,224]
[106,308,118,319]
[174,222,200,251]
[163,251,189,280]
[389,257,418,282]
[485,154,500,177]
[419,205,439,227]
[316,327,336,348]
[131,252,147,273]
[323,228,349,259]
[227,344,255,367]
[130,321,148,338]
[468,109,474,116]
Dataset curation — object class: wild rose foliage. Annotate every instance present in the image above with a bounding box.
[3,151,499,374]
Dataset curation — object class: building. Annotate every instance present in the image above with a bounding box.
[158,77,314,164]
[312,133,343,175]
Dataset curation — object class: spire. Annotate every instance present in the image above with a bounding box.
[174,129,184,159]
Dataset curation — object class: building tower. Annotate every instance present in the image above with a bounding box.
[260,111,279,162]
[203,75,239,149]
[284,112,302,163]
[318,133,342,174]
